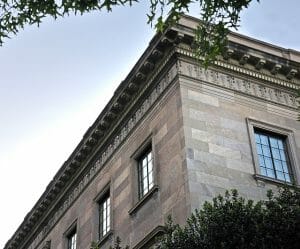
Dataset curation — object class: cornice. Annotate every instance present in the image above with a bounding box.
[176,45,300,92]
[174,15,300,84]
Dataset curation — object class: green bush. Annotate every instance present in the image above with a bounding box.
[157,186,300,249]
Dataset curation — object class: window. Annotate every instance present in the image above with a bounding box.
[138,148,154,199]
[254,130,292,182]
[99,193,110,239]
[247,118,299,185]
[129,139,159,215]
[67,230,77,249]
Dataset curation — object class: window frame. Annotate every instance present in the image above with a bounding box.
[98,191,111,239]
[247,118,300,185]
[129,135,159,215]
[64,221,77,249]
[67,230,77,249]
[254,129,292,182]
[137,146,154,199]
[93,183,113,246]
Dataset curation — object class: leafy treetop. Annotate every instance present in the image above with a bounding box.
[157,186,300,249]
[0,0,258,64]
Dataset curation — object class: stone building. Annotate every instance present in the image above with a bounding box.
[5,15,300,249]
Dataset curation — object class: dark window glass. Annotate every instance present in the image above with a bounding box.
[99,193,110,238]
[255,130,292,182]
[67,230,77,249]
[138,149,154,198]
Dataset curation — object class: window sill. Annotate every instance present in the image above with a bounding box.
[97,230,113,247]
[253,174,296,187]
[128,185,159,216]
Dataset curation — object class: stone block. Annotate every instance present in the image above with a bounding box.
[187,89,220,107]
[208,143,241,160]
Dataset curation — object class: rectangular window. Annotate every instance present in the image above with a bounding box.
[247,118,299,185]
[138,148,154,199]
[67,230,77,249]
[99,193,110,239]
[254,130,292,182]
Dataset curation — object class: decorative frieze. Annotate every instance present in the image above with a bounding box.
[180,61,298,109]
[287,69,298,80]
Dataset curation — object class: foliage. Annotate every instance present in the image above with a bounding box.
[0,0,258,64]
[193,0,259,66]
[157,187,300,249]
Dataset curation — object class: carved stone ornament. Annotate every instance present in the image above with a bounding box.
[181,61,298,109]
[42,241,51,249]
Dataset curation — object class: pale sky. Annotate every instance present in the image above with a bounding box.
[0,0,300,248]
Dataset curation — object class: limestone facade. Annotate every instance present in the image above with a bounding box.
[5,15,300,249]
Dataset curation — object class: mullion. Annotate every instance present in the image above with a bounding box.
[267,136,278,179]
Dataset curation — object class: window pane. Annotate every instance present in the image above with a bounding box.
[266,169,275,178]
[264,157,273,169]
[274,160,283,172]
[149,182,154,189]
[262,145,271,157]
[103,219,107,233]
[282,161,288,173]
[258,155,265,167]
[278,140,284,149]
[107,218,110,231]
[272,148,280,160]
[256,144,263,155]
[143,165,148,176]
[148,171,153,185]
[143,178,148,189]
[269,137,278,148]
[277,171,285,181]
[279,150,286,161]
[255,134,261,143]
[143,187,148,195]
[260,167,267,176]
[260,135,269,145]
[284,173,291,183]
[148,160,153,172]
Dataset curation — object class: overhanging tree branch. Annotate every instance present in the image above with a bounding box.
[0,0,258,65]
